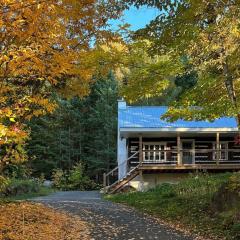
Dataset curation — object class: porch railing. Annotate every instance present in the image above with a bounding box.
[132,148,240,165]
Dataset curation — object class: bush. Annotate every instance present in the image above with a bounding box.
[3,164,31,179]
[231,222,240,238]
[227,171,240,192]
[68,163,97,190]
[52,163,98,191]
[1,179,41,197]
[0,176,10,194]
[52,169,67,189]
[211,172,240,212]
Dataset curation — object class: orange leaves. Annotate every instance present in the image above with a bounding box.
[0,202,90,240]
[0,0,124,166]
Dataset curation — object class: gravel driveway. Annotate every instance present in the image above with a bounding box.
[33,191,193,240]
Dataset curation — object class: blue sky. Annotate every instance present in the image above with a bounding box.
[110,6,160,31]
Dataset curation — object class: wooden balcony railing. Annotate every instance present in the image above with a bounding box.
[128,149,240,165]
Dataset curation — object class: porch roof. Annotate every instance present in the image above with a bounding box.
[119,106,238,131]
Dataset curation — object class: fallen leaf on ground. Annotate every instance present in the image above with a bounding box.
[0,202,90,240]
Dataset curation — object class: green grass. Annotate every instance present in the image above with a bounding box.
[106,173,240,240]
[9,186,54,200]
[0,186,54,203]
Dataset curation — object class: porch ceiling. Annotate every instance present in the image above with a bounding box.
[119,128,239,138]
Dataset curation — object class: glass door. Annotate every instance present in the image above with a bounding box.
[181,140,194,164]
[143,143,166,163]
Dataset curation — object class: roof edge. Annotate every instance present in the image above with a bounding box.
[119,127,239,133]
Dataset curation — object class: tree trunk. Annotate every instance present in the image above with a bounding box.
[223,62,240,128]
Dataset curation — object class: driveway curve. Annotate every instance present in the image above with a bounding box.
[33,191,193,240]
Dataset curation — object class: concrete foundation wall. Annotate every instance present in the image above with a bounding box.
[129,173,189,191]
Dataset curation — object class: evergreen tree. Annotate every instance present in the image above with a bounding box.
[83,72,118,181]
[27,73,118,182]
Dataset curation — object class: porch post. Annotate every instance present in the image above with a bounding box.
[138,135,144,191]
[139,134,143,165]
[103,173,106,187]
[177,133,182,166]
[216,132,220,165]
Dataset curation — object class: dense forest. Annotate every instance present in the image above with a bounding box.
[1,0,240,188]
[27,72,118,182]
[1,1,240,239]
[24,65,196,184]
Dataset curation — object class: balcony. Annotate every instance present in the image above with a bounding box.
[128,148,240,172]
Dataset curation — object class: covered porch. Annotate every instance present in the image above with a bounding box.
[104,128,240,192]
[121,129,240,170]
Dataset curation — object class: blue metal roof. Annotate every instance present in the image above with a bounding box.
[119,106,238,128]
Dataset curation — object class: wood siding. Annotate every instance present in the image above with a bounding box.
[128,137,240,165]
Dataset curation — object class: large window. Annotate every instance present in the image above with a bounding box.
[213,142,228,160]
[143,143,166,162]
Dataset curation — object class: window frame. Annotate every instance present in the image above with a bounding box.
[213,141,228,161]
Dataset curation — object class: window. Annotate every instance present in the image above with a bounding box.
[213,142,228,160]
[143,143,166,162]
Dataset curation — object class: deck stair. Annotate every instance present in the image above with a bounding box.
[107,165,140,194]
[103,151,140,194]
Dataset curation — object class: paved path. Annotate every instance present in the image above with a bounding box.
[33,191,193,240]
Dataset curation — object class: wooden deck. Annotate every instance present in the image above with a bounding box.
[139,163,240,171]
[103,142,240,191]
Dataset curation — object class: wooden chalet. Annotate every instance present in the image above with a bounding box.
[103,100,240,193]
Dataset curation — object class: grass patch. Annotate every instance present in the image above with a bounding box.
[106,173,240,240]
[0,187,54,203]
[4,186,55,201]
[0,177,55,203]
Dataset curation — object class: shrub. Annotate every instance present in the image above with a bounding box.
[227,171,240,192]
[68,163,97,190]
[0,176,10,195]
[52,169,67,189]
[211,172,240,212]
[2,179,41,197]
[39,173,46,184]
[231,222,240,238]
[52,163,98,191]
[3,164,31,179]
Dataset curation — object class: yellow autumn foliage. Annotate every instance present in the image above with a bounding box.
[131,1,240,123]
[0,0,124,167]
